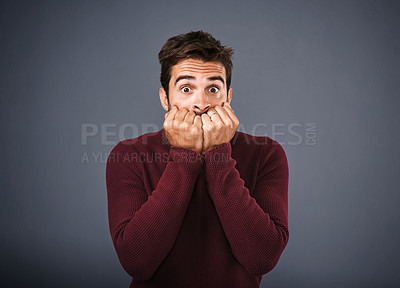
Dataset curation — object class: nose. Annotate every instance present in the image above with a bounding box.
[192,92,211,115]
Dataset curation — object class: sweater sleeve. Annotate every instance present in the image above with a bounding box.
[204,140,289,276]
[106,141,204,281]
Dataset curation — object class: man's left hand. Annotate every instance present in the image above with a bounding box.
[201,102,239,154]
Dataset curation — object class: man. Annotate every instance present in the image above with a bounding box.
[106,31,289,288]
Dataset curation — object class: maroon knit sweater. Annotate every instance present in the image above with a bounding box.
[106,129,289,288]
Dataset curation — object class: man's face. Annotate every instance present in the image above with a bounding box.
[159,59,232,115]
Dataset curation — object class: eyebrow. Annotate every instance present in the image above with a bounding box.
[175,75,225,86]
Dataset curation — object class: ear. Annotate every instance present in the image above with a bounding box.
[159,88,169,111]
[227,88,232,104]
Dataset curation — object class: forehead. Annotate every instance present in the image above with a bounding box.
[171,59,226,79]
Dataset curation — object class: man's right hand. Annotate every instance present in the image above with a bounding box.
[163,106,203,154]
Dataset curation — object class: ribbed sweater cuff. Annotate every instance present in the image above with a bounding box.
[168,146,205,171]
[204,142,234,171]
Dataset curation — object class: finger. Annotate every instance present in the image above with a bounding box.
[206,108,217,118]
[194,115,202,127]
[201,113,213,129]
[206,107,223,124]
[165,105,178,122]
[184,110,196,124]
[222,102,239,129]
[201,113,212,124]
[174,107,189,122]
[222,101,234,113]
[222,102,237,121]
[214,105,231,126]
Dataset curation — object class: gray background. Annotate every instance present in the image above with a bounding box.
[1,0,399,287]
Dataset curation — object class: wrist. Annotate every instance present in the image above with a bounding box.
[204,142,233,167]
[169,146,204,166]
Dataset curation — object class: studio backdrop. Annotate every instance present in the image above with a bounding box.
[1,0,399,287]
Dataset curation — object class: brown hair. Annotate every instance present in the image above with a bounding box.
[158,30,234,99]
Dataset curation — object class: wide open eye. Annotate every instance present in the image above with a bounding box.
[209,86,219,93]
[181,86,191,93]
